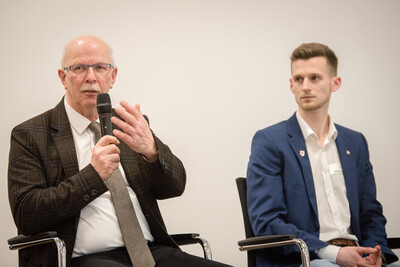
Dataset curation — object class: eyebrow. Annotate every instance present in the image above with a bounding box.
[293,72,322,77]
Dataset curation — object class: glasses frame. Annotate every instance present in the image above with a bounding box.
[63,63,114,75]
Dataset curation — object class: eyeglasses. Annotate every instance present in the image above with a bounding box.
[64,63,114,75]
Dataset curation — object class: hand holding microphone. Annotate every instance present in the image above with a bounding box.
[90,93,121,181]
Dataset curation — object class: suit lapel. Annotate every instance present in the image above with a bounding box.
[50,98,80,180]
[335,126,359,221]
[287,114,319,219]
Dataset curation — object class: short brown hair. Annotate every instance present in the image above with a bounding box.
[291,43,338,76]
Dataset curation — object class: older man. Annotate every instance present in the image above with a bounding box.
[8,35,230,267]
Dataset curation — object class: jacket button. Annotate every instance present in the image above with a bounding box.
[91,189,97,196]
[84,195,90,201]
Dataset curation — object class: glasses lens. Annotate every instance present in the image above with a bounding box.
[93,63,111,74]
[71,65,88,74]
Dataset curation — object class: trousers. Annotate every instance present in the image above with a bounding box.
[71,245,232,267]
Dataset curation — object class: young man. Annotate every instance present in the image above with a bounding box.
[247,43,398,267]
[8,35,231,267]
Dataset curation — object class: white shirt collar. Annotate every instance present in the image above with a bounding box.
[296,111,338,143]
[64,97,93,134]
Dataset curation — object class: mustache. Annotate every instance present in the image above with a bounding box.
[80,86,101,93]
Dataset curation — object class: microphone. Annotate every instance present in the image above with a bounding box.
[96,93,113,136]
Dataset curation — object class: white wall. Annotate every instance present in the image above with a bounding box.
[1,0,399,266]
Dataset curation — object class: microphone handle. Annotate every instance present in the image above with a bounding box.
[99,113,113,136]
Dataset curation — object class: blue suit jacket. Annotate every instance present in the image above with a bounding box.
[247,113,397,267]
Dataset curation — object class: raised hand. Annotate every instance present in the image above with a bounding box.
[111,100,157,162]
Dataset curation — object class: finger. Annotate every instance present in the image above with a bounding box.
[111,116,132,134]
[96,135,120,146]
[114,106,136,125]
[107,154,120,163]
[354,257,379,267]
[120,100,144,122]
[112,111,148,137]
[104,144,120,155]
[370,246,381,261]
[354,247,378,255]
[113,129,133,147]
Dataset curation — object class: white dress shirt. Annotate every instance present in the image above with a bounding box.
[64,98,154,258]
[296,112,358,262]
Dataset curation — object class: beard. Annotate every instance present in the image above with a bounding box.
[298,95,330,112]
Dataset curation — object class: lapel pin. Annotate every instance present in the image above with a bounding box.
[346,150,350,155]
[300,150,305,157]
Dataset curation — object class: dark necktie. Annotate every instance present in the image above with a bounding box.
[89,122,155,267]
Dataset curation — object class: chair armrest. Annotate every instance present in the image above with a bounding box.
[387,237,400,249]
[8,231,58,246]
[238,235,296,247]
[170,233,200,246]
[238,235,310,267]
[170,233,212,260]
[8,231,66,267]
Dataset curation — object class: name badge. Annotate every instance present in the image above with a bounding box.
[329,163,343,176]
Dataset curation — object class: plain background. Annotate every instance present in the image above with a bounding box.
[1,0,399,266]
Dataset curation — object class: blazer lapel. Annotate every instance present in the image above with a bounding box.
[287,114,319,219]
[335,126,359,225]
[50,98,80,180]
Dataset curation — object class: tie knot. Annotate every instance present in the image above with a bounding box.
[89,122,101,142]
[89,122,101,134]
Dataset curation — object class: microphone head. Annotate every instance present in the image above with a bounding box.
[97,93,112,114]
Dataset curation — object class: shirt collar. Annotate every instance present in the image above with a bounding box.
[296,111,338,143]
[64,97,93,134]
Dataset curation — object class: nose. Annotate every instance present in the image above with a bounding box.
[85,66,97,83]
[302,78,310,91]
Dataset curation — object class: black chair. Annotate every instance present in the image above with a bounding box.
[388,238,400,250]
[8,232,212,267]
[236,177,310,267]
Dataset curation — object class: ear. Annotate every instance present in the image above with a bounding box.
[331,76,341,92]
[110,67,118,89]
[58,69,67,89]
[289,78,295,93]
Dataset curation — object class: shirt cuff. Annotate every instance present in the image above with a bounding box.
[141,151,159,163]
[317,244,341,263]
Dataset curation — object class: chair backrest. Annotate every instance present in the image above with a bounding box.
[236,177,257,267]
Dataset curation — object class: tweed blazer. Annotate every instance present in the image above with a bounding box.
[8,98,186,267]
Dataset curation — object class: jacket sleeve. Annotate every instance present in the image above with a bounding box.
[356,134,398,263]
[8,123,108,235]
[140,135,186,200]
[247,129,326,259]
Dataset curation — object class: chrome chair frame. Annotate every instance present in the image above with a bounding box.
[8,231,66,267]
[171,233,212,260]
[8,231,211,266]
[236,177,310,267]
